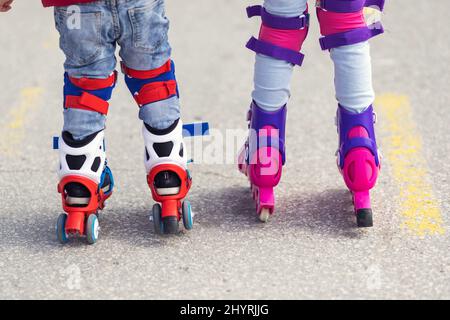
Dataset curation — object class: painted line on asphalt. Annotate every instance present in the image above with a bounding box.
[0,87,43,157]
[376,94,445,236]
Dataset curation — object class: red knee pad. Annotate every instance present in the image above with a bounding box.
[64,71,117,115]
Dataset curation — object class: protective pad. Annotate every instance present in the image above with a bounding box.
[317,0,384,50]
[64,72,116,115]
[123,60,179,107]
[246,5,309,66]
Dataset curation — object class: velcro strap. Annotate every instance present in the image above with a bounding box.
[69,71,117,91]
[134,80,177,106]
[246,36,305,66]
[341,137,379,166]
[319,22,384,50]
[65,92,109,115]
[121,60,172,80]
[318,0,385,13]
[247,5,309,30]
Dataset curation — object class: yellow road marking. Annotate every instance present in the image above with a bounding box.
[376,94,445,236]
[0,87,43,157]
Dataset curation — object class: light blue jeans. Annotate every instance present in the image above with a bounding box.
[54,0,180,140]
[252,0,375,113]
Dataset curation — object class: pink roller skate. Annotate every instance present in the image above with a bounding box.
[336,104,381,227]
[238,102,286,222]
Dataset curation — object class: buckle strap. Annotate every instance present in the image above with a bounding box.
[317,0,385,13]
[247,5,309,30]
[69,71,117,91]
[319,22,384,50]
[246,37,305,66]
[121,60,172,80]
[65,92,109,115]
[134,80,177,106]
[340,137,379,167]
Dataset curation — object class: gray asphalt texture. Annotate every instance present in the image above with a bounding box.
[0,0,449,299]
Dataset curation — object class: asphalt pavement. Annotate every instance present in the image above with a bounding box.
[0,0,449,299]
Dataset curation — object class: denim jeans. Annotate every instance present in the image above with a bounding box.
[54,0,180,140]
[252,0,375,113]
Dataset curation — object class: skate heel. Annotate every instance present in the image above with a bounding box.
[147,164,192,235]
[255,186,275,222]
[342,148,379,193]
[353,191,373,227]
[343,149,378,228]
[65,211,85,235]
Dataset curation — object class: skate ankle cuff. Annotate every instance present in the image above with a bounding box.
[248,102,287,164]
[337,104,380,168]
[142,118,187,173]
[58,130,107,185]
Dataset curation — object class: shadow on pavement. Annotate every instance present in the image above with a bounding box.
[191,186,366,239]
[284,188,365,238]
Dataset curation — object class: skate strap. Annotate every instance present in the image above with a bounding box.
[121,60,172,80]
[341,138,377,158]
[182,122,210,137]
[69,72,117,91]
[317,0,385,13]
[337,105,380,168]
[247,5,309,30]
[246,36,305,66]
[319,22,383,50]
[65,92,109,115]
[134,80,177,106]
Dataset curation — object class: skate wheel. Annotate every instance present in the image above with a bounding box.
[152,204,164,235]
[258,208,271,223]
[56,213,69,244]
[356,209,373,228]
[163,216,179,234]
[86,214,99,244]
[182,201,193,230]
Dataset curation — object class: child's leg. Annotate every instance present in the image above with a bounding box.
[54,2,117,239]
[118,0,189,234]
[239,0,309,221]
[316,1,385,227]
[252,0,308,111]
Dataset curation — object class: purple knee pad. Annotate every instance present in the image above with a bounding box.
[317,0,385,50]
[245,5,309,66]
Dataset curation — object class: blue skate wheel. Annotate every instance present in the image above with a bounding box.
[152,204,164,235]
[182,201,193,230]
[86,214,99,245]
[56,213,69,244]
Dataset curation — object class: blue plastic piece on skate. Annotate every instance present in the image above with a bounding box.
[53,136,59,150]
[182,122,210,138]
[52,122,210,150]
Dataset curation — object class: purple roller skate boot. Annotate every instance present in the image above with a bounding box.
[336,104,381,227]
[238,102,286,222]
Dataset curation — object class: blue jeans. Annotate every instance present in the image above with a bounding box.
[54,0,180,140]
[252,0,375,113]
